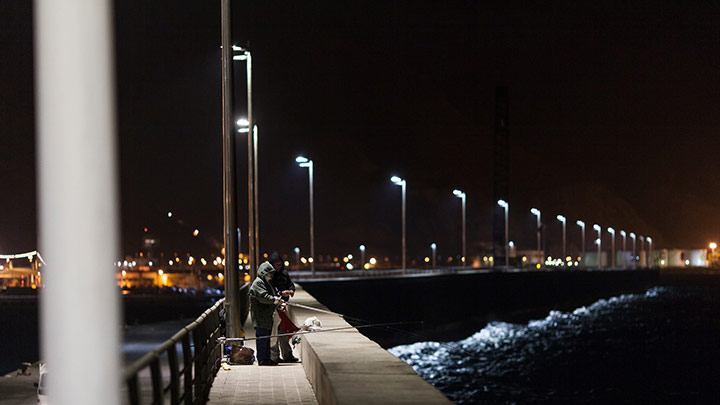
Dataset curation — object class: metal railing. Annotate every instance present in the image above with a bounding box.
[123,298,225,405]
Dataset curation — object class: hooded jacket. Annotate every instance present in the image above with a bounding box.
[249,261,280,329]
[270,263,295,302]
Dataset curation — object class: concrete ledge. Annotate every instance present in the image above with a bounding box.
[290,285,451,404]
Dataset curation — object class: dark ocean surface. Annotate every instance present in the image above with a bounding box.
[389,286,720,404]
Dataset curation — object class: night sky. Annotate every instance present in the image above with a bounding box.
[2,1,719,263]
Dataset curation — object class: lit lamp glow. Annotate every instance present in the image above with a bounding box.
[296,156,315,275]
[497,200,509,269]
[453,189,467,267]
[391,176,407,274]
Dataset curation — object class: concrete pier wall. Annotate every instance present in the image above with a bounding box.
[290,287,451,404]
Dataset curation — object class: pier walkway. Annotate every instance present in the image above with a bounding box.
[208,286,450,404]
[207,315,318,404]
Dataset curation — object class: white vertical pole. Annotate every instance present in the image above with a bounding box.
[309,161,315,275]
[401,181,407,275]
[461,194,466,267]
[35,0,120,404]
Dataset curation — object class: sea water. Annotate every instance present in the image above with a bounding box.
[389,286,720,403]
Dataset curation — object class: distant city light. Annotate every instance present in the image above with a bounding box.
[369,258,377,265]
[359,245,365,251]
[158,269,163,276]
[193,229,199,237]
[148,261,153,267]
[295,156,309,163]
[121,270,126,277]
[346,263,354,270]
[167,212,172,217]
[424,257,430,263]
[236,118,249,127]
[207,274,213,281]
[347,254,353,260]
[710,242,717,250]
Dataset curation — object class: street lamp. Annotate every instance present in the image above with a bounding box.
[236,118,261,271]
[359,245,366,269]
[430,243,437,270]
[608,227,616,268]
[557,215,566,265]
[233,45,257,279]
[630,232,636,269]
[296,156,315,276]
[497,199,509,269]
[531,208,542,257]
[453,189,467,267]
[620,230,627,268]
[647,237,653,268]
[576,220,585,267]
[639,235,645,268]
[391,176,407,275]
[593,224,602,268]
[294,247,300,269]
[710,242,717,254]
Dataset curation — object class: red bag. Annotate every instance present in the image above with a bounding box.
[279,311,300,334]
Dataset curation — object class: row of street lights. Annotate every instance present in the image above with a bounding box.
[290,170,469,276]
[501,203,653,268]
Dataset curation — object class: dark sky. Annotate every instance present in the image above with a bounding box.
[2,1,719,263]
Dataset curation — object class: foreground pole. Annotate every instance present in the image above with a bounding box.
[221,0,243,340]
[35,0,120,403]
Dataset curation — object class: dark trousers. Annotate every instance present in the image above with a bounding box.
[255,327,272,361]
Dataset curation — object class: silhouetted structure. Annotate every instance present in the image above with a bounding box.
[493,87,509,268]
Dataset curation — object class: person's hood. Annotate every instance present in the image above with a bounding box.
[257,261,276,279]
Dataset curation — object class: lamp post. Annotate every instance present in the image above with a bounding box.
[219,5,243,344]
[296,157,315,276]
[233,46,257,279]
[431,243,437,270]
[391,176,407,275]
[639,235,645,268]
[557,215,566,265]
[294,247,300,269]
[630,232,636,269]
[647,237,653,268]
[608,227,616,268]
[620,230,627,268]
[593,224,602,268]
[531,208,542,257]
[576,220,585,267]
[453,189,467,267]
[498,200,509,269]
[359,245,366,269]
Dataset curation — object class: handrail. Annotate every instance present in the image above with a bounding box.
[123,294,229,405]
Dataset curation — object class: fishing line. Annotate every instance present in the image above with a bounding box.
[286,301,472,355]
[218,321,421,343]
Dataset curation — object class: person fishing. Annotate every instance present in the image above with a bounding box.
[249,255,292,366]
[267,252,299,363]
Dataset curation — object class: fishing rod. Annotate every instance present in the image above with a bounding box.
[218,321,421,343]
[286,301,472,355]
